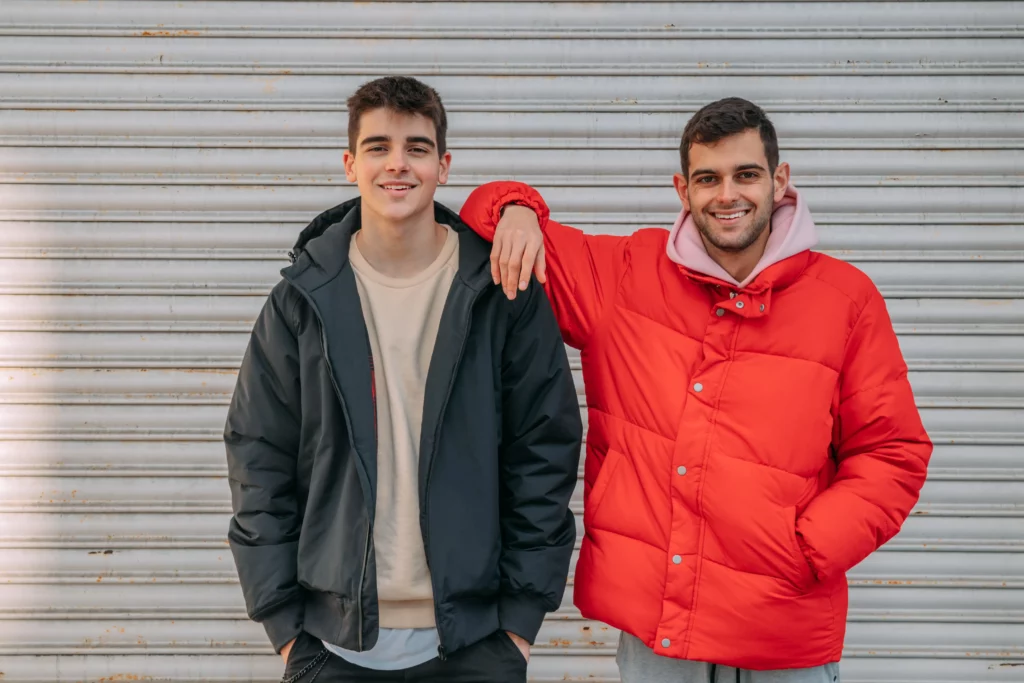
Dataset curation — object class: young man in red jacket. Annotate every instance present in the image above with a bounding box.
[459,98,932,682]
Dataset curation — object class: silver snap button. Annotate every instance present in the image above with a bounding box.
[759,304,765,312]
[735,301,744,309]
[677,466,687,476]
[716,308,725,317]
[662,638,671,648]
[693,383,703,393]
[672,555,682,564]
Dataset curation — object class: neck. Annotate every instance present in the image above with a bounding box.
[701,224,771,284]
[356,201,447,278]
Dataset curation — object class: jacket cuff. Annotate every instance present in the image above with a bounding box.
[497,593,549,645]
[259,599,305,653]
[488,182,551,233]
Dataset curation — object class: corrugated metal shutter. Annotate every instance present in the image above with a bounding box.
[0,1,1021,681]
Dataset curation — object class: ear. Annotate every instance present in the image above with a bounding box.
[673,172,691,212]
[343,150,357,183]
[437,151,452,185]
[773,161,791,203]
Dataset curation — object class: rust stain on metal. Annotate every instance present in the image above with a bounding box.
[137,30,201,37]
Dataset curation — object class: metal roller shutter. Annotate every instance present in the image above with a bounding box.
[0,1,1021,681]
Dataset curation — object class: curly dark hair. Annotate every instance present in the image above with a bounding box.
[679,97,778,177]
[347,76,448,155]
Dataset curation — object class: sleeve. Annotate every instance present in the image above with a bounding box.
[795,290,933,584]
[460,180,629,349]
[495,278,585,643]
[224,282,306,653]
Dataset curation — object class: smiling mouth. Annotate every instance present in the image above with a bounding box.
[380,183,417,193]
[710,208,752,223]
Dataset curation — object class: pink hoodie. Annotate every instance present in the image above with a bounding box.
[665,184,818,287]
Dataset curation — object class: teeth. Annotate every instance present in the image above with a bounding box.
[383,185,413,190]
[714,211,748,220]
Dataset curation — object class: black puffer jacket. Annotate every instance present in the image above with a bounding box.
[225,199,582,657]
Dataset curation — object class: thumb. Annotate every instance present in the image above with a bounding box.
[535,248,547,284]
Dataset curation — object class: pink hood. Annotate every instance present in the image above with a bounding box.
[666,184,818,287]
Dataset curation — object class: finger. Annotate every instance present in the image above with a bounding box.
[498,237,513,299]
[535,247,547,284]
[519,241,539,291]
[506,231,527,299]
[490,240,501,285]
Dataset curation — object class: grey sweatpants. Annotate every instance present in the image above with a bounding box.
[616,632,841,683]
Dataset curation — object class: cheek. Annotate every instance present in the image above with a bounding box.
[351,161,375,183]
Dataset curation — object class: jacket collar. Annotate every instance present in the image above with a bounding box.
[283,199,494,292]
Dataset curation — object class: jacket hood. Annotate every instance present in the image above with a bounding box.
[665,183,818,287]
[288,197,361,262]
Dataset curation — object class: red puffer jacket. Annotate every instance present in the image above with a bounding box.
[460,181,932,670]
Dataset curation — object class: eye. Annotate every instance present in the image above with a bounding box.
[696,176,716,184]
[738,171,759,180]
[367,146,387,153]
[409,147,429,155]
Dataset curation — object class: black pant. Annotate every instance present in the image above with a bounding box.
[282,630,528,683]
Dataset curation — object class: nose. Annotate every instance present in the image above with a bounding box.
[385,148,409,174]
[715,177,741,205]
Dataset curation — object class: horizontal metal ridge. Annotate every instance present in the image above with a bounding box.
[0,322,1020,336]
[3,606,1023,623]
[3,394,1024,409]
[2,465,1020,480]
[2,100,1023,114]
[2,535,1022,552]
[0,428,1017,446]
[2,359,1023,373]
[2,249,1022,264]
[0,27,1020,40]
[2,136,1023,151]
[3,64,1024,78]
[1,571,1019,589]
[3,211,1019,224]
[2,173,1021,188]
[1,286,1021,299]
[4,500,1020,518]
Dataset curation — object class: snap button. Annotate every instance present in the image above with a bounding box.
[693,383,703,393]
[672,555,682,564]
[760,304,765,312]
[662,638,671,648]
[716,308,725,316]
[677,466,687,476]
[735,301,744,309]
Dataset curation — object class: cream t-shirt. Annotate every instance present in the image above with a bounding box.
[349,224,459,628]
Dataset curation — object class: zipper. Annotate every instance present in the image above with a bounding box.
[285,274,374,653]
[422,288,481,662]
[356,519,371,651]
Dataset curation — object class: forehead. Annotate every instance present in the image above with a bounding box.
[356,108,436,142]
[688,128,767,171]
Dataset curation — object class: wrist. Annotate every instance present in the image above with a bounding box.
[499,202,532,219]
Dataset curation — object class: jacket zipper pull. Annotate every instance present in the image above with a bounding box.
[437,644,447,661]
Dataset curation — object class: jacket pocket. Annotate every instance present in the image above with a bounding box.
[584,447,624,526]
[784,506,818,593]
[281,632,328,683]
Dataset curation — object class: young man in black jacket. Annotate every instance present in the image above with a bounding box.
[224,76,582,682]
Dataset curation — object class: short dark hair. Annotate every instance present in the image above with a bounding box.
[679,98,778,178]
[347,76,448,155]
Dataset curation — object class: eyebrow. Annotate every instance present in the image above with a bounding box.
[690,163,767,179]
[359,135,437,149]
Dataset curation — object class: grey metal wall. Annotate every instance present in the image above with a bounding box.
[0,1,1021,681]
